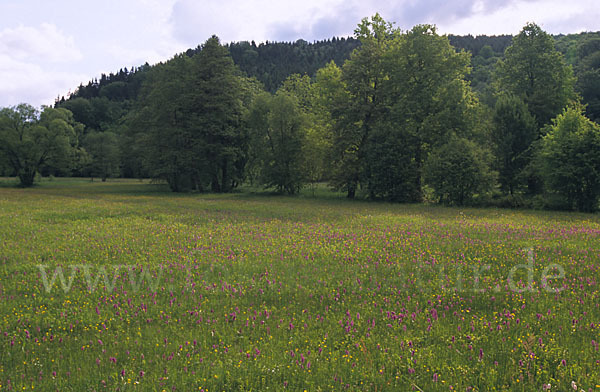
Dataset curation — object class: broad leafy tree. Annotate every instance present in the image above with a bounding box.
[371,23,478,201]
[84,131,120,181]
[538,105,600,212]
[326,16,480,201]
[0,104,82,186]
[495,23,576,128]
[333,14,397,199]
[247,91,307,194]
[245,92,271,186]
[278,74,327,190]
[490,94,537,194]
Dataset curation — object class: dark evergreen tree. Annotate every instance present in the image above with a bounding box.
[130,36,248,192]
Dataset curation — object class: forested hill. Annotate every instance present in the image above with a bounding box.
[61,34,512,101]
[225,38,362,92]
[58,32,587,104]
[227,35,513,93]
[54,30,600,129]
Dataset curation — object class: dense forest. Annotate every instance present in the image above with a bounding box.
[2,15,600,211]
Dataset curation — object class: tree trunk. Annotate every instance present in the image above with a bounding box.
[347,183,356,199]
[211,174,221,193]
[221,159,229,193]
[18,168,36,187]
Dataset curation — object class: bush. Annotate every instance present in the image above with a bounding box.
[531,194,573,211]
[488,192,530,209]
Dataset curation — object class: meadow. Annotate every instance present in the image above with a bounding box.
[0,179,598,391]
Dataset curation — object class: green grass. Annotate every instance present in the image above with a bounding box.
[0,179,599,391]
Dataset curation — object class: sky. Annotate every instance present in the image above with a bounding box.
[0,0,598,108]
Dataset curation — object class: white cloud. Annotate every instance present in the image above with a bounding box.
[0,23,82,63]
[0,23,86,107]
[168,0,600,44]
[169,0,351,44]
[437,0,598,35]
[0,54,88,108]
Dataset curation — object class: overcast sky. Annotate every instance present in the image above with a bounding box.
[1,0,598,108]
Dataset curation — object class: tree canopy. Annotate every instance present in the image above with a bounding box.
[129,36,248,192]
[0,104,82,186]
[539,105,600,212]
[495,23,576,128]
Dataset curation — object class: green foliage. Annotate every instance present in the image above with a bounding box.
[574,35,600,121]
[129,54,196,191]
[319,60,357,197]
[448,34,513,57]
[330,14,397,199]
[247,91,307,194]
[371,23,478,201]
[278,74,315,112]
[0,104,83,186]
[365,123,421,202]
[49,26,600,197]
[226,38,360,92]
[130,36,248,192]
[538,105,600,212]
[490,94,538,194]
[323,17,480,201]
[59,97,94,127]
[83,131,120,181]
[9,18,600,212]
[386,24,475,148]
[43,23,600,207]
[282,73,332,191]
[245,92,271,186]
[423,135,496,205]
[577,70,600,122]
[495,23,576,128]
[191,36,248,192]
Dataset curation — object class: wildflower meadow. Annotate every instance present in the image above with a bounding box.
[0,179,598,391]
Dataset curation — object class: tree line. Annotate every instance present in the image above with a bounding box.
[2,15,600,212]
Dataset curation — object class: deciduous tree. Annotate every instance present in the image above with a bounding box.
[334,14,397,198]
[84,131,120,181]
[247,91,307,194]
[0,104,82,186]
[490,94,537,194]
[495,23,576,128]
[538,105,600,212]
